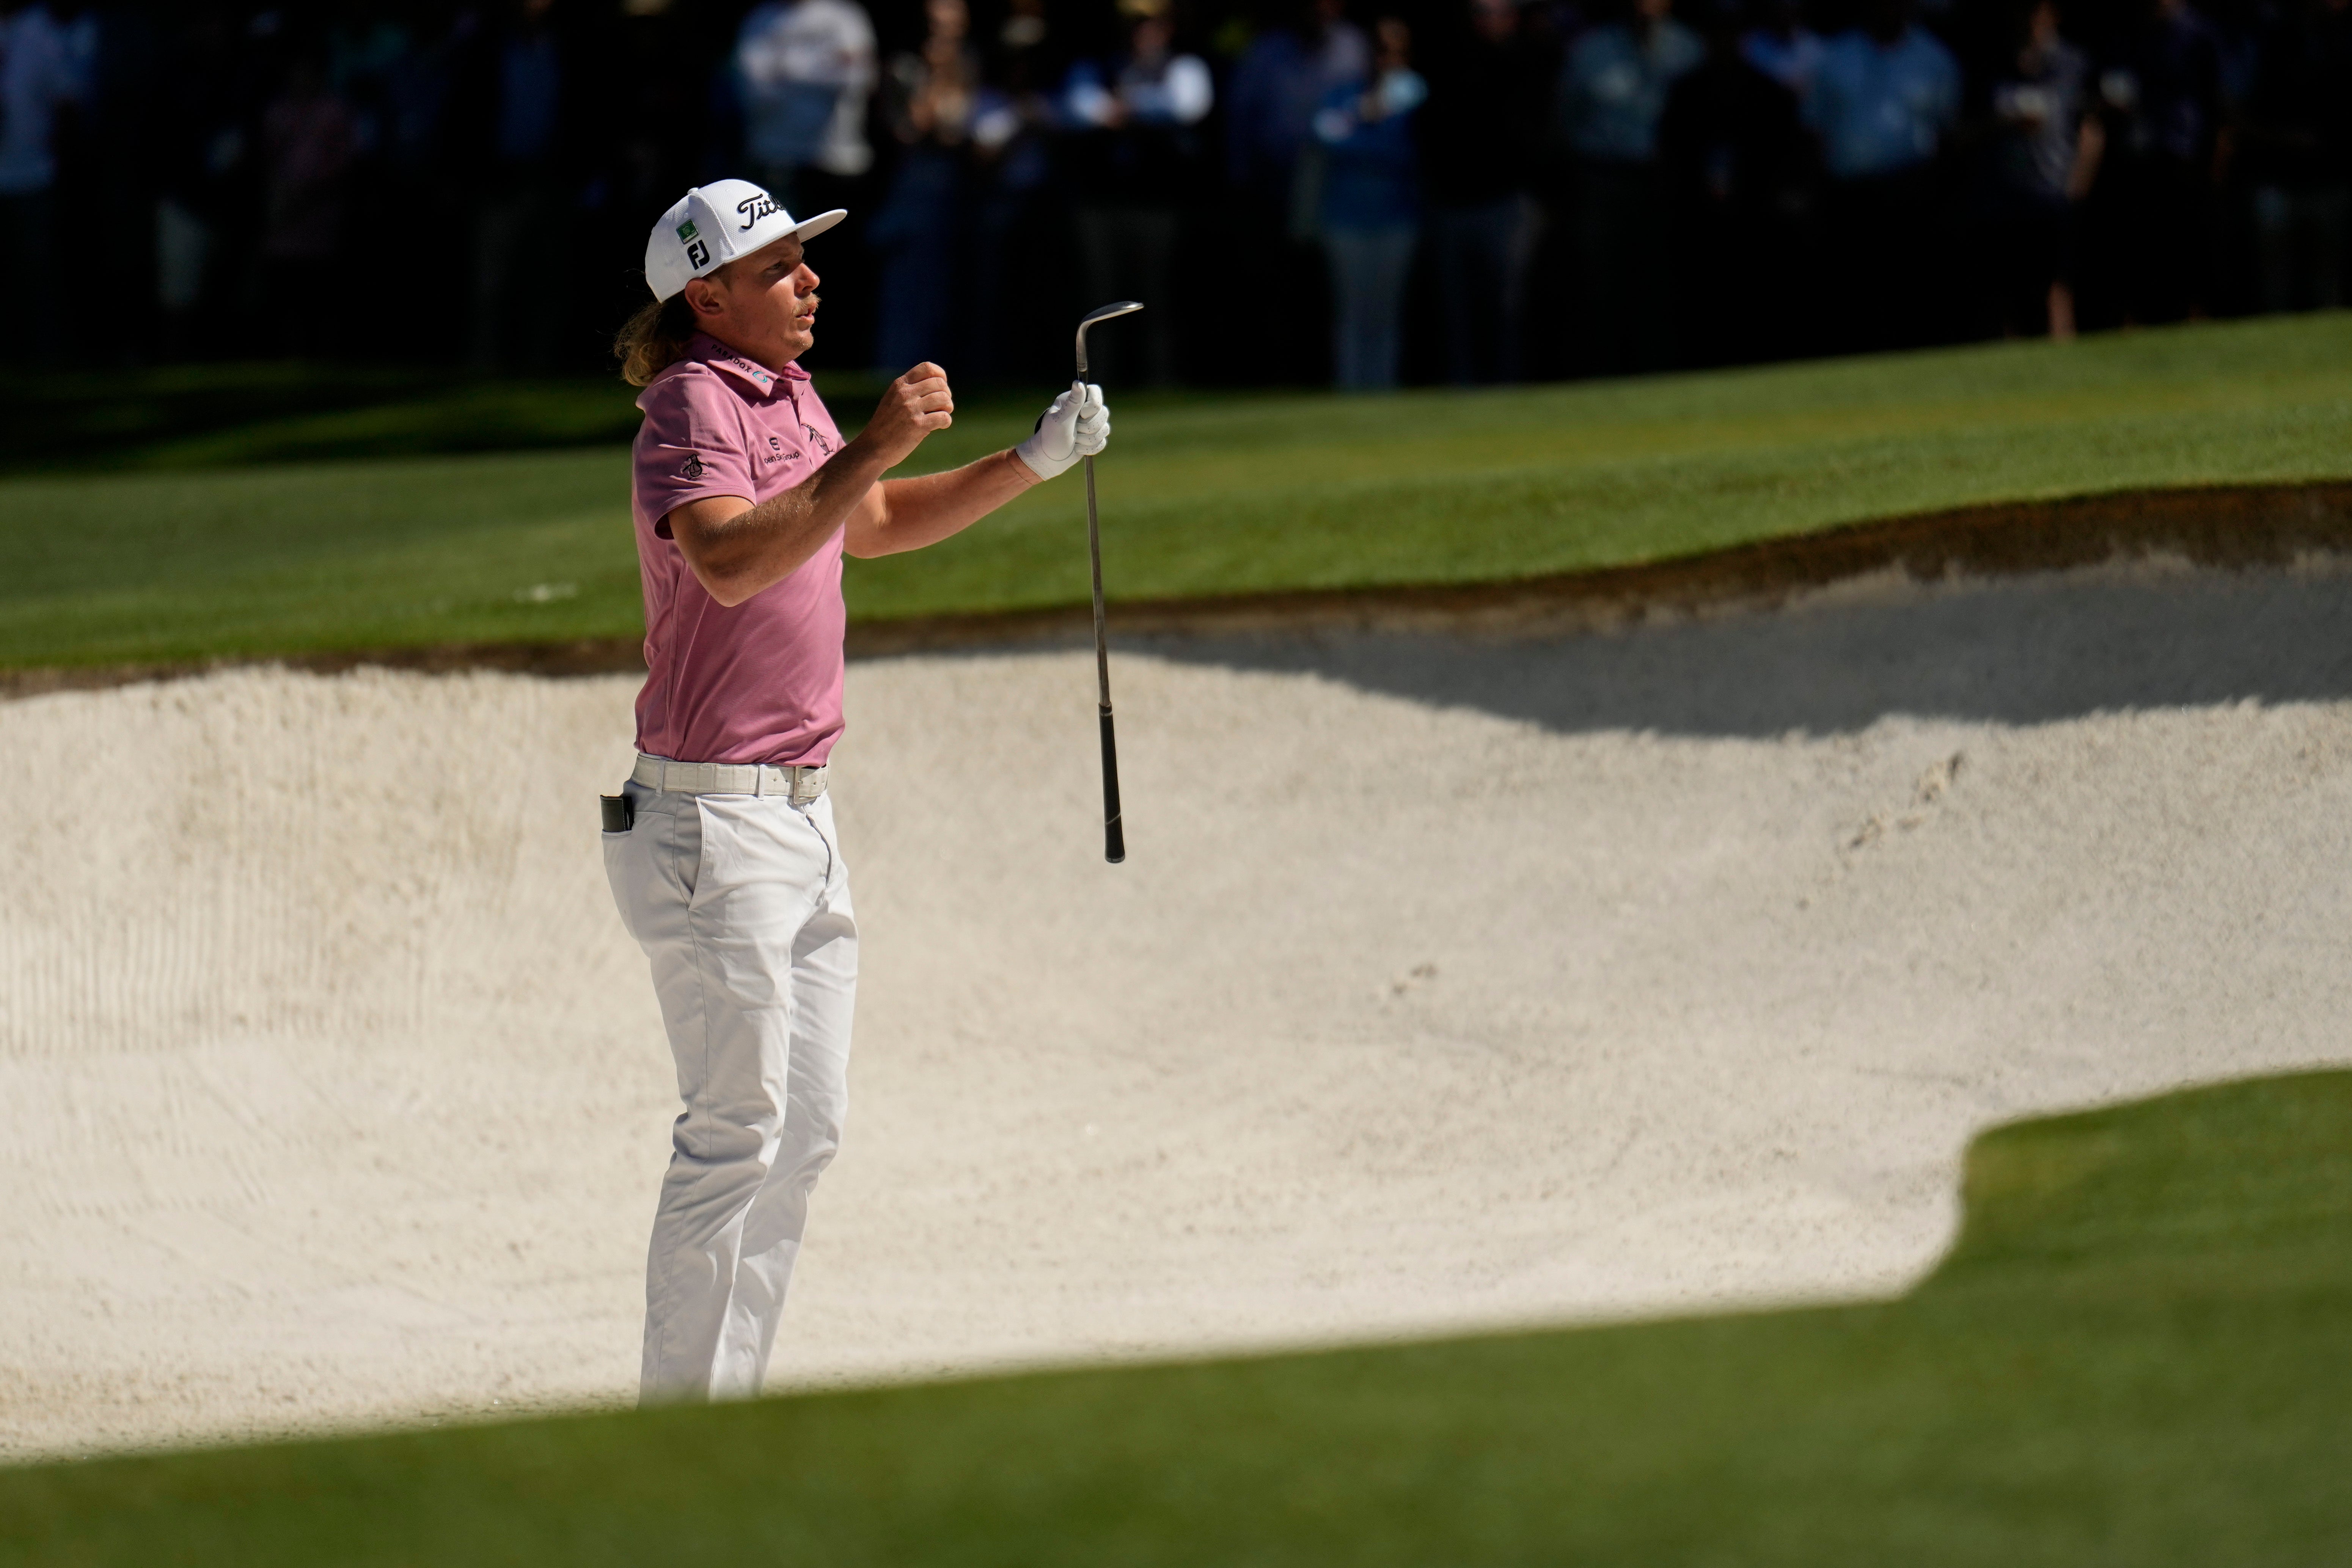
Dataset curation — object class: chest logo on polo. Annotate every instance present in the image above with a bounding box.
[804,424,833,456]
[763,434,797,465]
[677,453,708,480]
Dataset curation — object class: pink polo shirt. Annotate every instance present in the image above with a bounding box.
[629,333,852,768]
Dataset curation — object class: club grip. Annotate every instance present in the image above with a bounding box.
[1098,705,1125,864]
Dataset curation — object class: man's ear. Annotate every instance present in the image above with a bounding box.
[683,275,726,320]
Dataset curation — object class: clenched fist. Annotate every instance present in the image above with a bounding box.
[860,362,955,469]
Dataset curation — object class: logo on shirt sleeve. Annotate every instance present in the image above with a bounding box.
[677,453,708,481]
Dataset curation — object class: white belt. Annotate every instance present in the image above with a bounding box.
[633,753,830,803]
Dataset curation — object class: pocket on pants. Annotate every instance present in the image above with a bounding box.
[602,825,647,943]
[604,789,702,945]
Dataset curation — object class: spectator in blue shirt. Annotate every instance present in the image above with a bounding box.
[1227,0,1370,210]
[1559,0,1704,162]
[0,0,87,362]
[1555,0,1703,372]
[1741,0,1823,102]
[1313,17,1424,389]
[1226,0,1370,380]
[1802,5,1958,180]
[869,0,980,375]
[1061,0,1214,386]
[1803,0,1961,350]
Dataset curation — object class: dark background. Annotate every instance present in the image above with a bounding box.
[8,0,2346,393]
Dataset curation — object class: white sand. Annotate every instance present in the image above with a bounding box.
[5,557,2350,1460]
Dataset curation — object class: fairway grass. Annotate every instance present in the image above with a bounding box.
[4,1068,2346,1565]
[3,313,2349,669]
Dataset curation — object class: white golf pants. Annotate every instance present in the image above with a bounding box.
[603,779,857,1403]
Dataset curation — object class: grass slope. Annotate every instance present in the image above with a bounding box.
[1,363,649,474]
[3,314,2348,668]
[5,1069,2349,1565]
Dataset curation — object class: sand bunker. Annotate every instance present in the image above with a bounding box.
[5,554,2352,1459]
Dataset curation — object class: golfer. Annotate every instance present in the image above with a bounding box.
[604,179,1108,1403]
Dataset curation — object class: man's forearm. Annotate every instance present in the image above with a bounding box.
[848,450,1041,559]
[676,437,896,604]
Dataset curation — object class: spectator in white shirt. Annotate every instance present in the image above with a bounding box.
[736,0,878,198]
[735,0,880,365]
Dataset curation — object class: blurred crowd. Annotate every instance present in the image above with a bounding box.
[7,0,2347,389]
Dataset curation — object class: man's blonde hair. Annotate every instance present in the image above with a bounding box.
[614,290,702,387]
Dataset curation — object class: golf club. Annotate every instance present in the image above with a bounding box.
[1076,301,1143,865]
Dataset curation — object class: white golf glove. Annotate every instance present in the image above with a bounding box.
[1014,380,1111,481]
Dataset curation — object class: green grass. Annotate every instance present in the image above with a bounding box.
[5,314,2349,668]
[5,1068,2346,1565]
[1,362,651,474]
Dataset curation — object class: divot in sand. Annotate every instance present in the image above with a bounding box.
[3,556,2350,1458]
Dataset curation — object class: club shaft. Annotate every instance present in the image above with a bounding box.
[1084,441,1123,860]
[1076,305,1139,864]
[1084,454,1111,710]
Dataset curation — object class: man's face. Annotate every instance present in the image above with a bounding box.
[685,235,820,368]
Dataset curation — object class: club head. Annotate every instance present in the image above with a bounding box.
[1075,301,1145,374]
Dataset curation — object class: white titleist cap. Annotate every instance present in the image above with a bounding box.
[644,179,847,301]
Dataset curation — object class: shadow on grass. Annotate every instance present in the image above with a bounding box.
[3,1069,2347,1565]
[0,361,1131,476]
